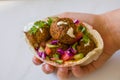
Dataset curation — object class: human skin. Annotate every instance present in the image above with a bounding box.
[32,9,120,80]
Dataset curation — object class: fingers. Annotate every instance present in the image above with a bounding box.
[32,56,43,65]
[81,52,110,75]
[42,63,55,74]
[72,65,84,78]
[72,64,96,78]
[33,56,55,74]
[71,52,111,78]
[91,52,111,69]
[57,67,69,80]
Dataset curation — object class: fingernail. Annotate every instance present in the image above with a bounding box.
[32,56,42,65]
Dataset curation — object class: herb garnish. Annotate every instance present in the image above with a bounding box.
[34,20,46,28]
[47,17,53,26]
[29,26,38,34]
[82,35,90,43]
[29,17,53,34]
[77,23,90,43]
[72,42,78,49]
[29,20,46,34]
[77,24,86,33]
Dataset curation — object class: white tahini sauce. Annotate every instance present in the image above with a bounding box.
[39,28,43,33]
[24,22,34,32]
[67,27,75,38]
[57,21,68,26]
[84,40,90,47]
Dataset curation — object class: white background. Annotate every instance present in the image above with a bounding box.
[0,0,120,80]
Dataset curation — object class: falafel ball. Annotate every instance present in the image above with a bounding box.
[50,18,77,45]
[25,25,51,49]
[77,39,96,56]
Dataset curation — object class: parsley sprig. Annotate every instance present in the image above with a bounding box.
[29,17,53,34]
[29,20,46,34]
[77,23,90,43]
[29,26,38,34]
[82,34,90,43]
[77,24,86,33]
[47,17,53,26]
[34,20,46,28]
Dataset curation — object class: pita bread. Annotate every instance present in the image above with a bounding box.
[24,22,104,67]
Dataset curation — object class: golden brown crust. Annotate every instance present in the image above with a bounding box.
[50,18,76,44]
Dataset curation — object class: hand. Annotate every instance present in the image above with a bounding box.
[32,9,120,80]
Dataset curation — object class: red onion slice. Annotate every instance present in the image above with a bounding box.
[51,40,59,45]
[57,48,64,55]
[37,51,46,59]
[41,52,46,59]
[64,50,74,56]
[37,51,43,57]
[67,47,77,54]
[74,19,79,24]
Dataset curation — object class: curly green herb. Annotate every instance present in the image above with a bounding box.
[29,26,38,34]
[82,35,90,43]
[47,17,53,26]
[34,20,46,28]
[29,21,46,34]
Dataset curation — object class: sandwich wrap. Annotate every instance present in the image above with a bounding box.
[24,18,104,67]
